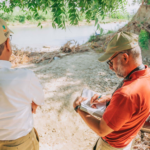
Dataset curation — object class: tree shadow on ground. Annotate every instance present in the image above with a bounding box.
[20,51,122,149]
[23,51,120,115]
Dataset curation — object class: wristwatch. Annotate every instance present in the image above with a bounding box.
[74,105,80,113]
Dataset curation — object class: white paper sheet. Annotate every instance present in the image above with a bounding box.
[80,88,106,117]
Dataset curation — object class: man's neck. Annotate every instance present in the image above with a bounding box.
[124,63,144,79]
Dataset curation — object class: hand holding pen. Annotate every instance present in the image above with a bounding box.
[90,94,112,109]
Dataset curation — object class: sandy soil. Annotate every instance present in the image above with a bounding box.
[19,50,150,150]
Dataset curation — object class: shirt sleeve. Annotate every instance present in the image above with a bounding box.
[103,93,133,131]
[29,71,44,106]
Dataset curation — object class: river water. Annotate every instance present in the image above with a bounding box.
[10,21,128,51]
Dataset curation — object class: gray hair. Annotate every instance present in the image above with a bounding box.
[121,46,142,63]
[0,42,5,56]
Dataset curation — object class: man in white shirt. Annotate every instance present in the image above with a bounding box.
[0,18,44,150]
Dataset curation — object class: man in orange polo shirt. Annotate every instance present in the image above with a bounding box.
[73,32,150,150]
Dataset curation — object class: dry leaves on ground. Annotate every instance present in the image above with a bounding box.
[10,40,91,67]
[60,40,90,53]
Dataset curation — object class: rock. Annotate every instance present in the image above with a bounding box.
[53,57,60,60]
[143,58,147,62]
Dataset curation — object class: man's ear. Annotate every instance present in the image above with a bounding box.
[6,38,11,52]
[122,53,129,64]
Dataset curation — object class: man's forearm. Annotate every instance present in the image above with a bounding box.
[73,96,114,137]
[78,109,103,136]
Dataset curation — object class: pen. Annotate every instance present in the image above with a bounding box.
[90,95,102,107]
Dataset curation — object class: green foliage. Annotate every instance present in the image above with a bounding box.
[34,15,46,21]
[139,30,150,50]
[99,28,104,35]
[106,30,115,34]
[88,28,115,42]
[15,15,26,23]
[0,0,128,29]
[0,13,14,22]
[110,10,130,20]
[0,9,55,23]
[148,0,150,4]
[88,27,105,42]
[78,12,85,21]
[26,15,32,20]
[88,34,97,42]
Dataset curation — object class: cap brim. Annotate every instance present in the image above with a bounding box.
[98,53,114,62]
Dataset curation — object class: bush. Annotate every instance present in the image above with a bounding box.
[88,34,97,42]
[106,30,115,34]
[34,15,46,21]
[110,11,130,20]
[139,29,150,50]
[88,28,105,42]
[26,15,32,20]
[0,13,14,22]
[15,15,26,23]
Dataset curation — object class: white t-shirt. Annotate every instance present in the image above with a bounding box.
[0,60,44,140]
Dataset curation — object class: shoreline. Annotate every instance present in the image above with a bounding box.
[8,19,129,28]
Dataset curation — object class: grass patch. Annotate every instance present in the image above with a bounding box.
[88,34,97,42]
[110,10,131,20]
[106,30,115,34]
[88,29,115,42]
[88,28,105,42]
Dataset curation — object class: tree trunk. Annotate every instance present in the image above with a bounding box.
[101,3,150,51]
[119,3,150,34]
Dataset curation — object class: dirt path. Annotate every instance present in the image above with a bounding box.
[19,50,150,150]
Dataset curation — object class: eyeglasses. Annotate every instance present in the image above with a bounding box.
[107,52,123,67]
[9,35,12,41]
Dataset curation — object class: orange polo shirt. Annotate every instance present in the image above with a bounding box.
[102,65,150,148]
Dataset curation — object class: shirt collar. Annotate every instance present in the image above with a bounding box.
[124,65,149,81]
[0,60,12,68]
[124,64,145,80]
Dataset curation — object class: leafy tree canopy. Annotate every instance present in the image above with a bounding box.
[0,0,129,28]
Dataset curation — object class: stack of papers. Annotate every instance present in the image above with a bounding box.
[80,88,106,117]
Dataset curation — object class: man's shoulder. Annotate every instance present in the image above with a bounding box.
[14,68,35,79]
[114,77,150,103]
[13,67,33,74]
[0,67,35,81]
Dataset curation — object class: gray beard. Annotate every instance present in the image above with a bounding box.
[114,59,126,78]
[116,72,124,78]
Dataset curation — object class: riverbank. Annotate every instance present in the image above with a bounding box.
[8,18,129,28]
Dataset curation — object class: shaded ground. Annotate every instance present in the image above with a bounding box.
[19,50,150,150]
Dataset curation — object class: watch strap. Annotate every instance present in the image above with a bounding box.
[74,105,80,112]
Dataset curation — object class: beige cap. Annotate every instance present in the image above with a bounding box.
[0,18,13,44]
[98,32,139,62]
